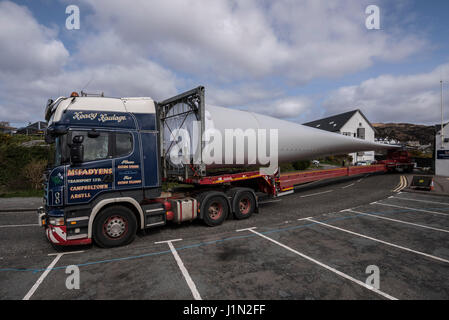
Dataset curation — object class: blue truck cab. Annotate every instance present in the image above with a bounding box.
[40,93,165,247]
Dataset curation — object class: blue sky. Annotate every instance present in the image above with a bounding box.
[1,0,449,128]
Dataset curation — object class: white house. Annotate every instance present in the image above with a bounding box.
[375,137,400,145]
[304,109,376,164]
[435,123,449,176]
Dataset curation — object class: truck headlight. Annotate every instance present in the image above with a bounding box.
[49,217,65,226]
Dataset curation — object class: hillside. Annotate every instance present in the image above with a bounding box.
[372,123,435,145]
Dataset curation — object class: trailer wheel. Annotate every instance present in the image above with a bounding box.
[202,195,228,227]
[93,205,137,248]
[233,191,256,220]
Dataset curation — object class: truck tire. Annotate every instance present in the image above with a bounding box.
[233,191,256,220]
[202,195,229,227]
[93,205,137,248]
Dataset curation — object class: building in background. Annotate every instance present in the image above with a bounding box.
[304,109,376,164]
[0,121,16,134]
[435,123,449,176]
[16,121,47,135]
[375,137,401,145]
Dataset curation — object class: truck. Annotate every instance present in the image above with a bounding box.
[39,86,392,248]
[377,149,414,173]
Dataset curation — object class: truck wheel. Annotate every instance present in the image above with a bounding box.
[202,195,228,227]
[233,191,256,220]
[93,205,137,248]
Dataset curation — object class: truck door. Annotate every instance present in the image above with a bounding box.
[66,130,114,205]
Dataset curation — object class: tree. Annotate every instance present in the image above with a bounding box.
[23,160,47,190]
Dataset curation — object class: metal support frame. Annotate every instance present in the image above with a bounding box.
[157,86,206,179]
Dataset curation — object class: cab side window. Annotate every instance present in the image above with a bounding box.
[115,133,133,157]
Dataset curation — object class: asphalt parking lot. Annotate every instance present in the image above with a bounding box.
[1,173,449,300]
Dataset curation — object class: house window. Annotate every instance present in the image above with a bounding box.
[357,127,365,139]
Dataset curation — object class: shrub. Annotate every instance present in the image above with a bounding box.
[279,162,294,173]
[292,160,311,171]
[23,160,48,190]
[0,134,51,191]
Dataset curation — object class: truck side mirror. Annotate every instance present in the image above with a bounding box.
[70,135,84,164]
[88,129,100,138]
[44,130,55,144]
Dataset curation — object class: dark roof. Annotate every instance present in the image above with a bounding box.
[27,121,47,130]
[303,109,376,133]
[435,123,449,134]
[17,121,47,134]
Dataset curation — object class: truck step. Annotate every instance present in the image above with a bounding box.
[142,203,166,228]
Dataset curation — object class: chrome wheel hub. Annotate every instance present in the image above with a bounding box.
[105,217,126,238]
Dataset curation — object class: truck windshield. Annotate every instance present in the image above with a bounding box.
[53,135,68,167]
[72,130,110,162]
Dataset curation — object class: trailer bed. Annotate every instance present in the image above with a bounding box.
[279,164,386,191]
[178,164,387,195]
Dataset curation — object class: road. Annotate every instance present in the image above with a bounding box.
[1,172,449,300]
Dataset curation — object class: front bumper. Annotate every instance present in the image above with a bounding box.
[38,207,92,246]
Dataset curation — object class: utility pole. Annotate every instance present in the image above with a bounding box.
[441,80,444,147]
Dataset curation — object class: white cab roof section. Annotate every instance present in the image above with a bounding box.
[51,96,155,123]
[122,97,156,114]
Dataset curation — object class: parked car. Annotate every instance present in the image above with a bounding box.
[312,160,320,166]
[355,161,368,166]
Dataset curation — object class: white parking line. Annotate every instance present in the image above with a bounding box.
[342,183,354,189]
[300,190,333,198]
[305,218,449,264]
[0,224,39,228]
[155,239,202,300]
[346,209,449,234]
[236,227,397,300]
[373,202,449,217]
[23,250,84,300]
[391,196,449,206]
[47,250,85,256]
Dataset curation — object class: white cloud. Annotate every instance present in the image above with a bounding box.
[0,1,179,123]
[79,0,426,83]
[207,84,283,107]
[206,84,311,119]
[253,96,312,119]
[323,63,449,124]
[0,60,179,122]
[0,0,432,124]
[0,1,69,76]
